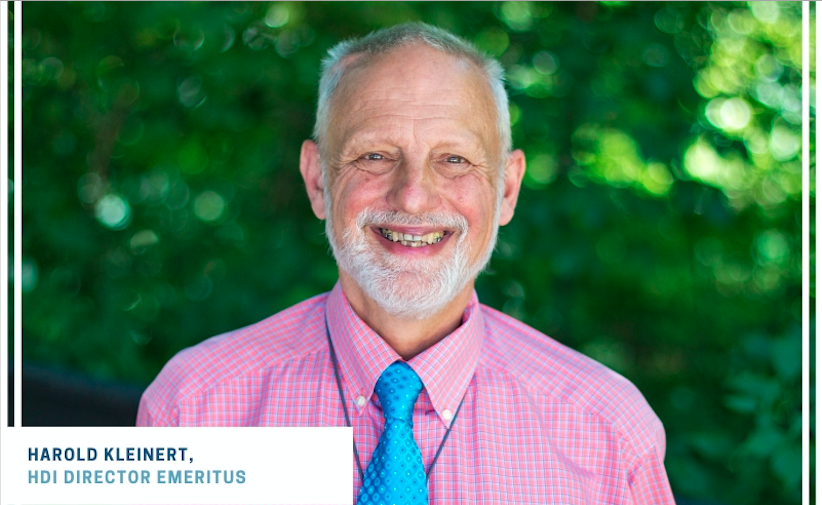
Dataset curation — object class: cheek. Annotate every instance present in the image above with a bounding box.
[448,177,497,215]
[332,176,387,224]
[445,183,498,241]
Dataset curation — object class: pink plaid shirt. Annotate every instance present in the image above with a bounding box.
[138,282,675,504]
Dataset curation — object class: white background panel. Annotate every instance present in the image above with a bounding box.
[0,427,352,505]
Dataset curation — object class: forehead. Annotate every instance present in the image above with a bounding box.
[336,44,486,97]
[327,45,499,146]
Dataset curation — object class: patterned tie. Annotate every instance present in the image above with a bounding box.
[358,362,427,505]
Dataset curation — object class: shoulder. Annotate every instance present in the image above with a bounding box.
[479,304,665,455]
[137,292,329,425]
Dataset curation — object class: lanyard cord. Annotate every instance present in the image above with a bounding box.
[325,321,364,481]
[324,317,467,483]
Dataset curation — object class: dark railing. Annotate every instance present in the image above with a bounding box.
[9,362,145,426]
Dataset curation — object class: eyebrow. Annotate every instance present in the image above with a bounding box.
[339,126,488,157]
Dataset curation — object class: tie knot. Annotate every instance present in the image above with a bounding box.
[374,362,423,422]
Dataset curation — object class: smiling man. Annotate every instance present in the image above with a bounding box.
[138,23,675,504]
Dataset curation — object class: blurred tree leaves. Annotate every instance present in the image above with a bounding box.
[19,2,803,504]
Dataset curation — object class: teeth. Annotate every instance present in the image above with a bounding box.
[380,228,444,247]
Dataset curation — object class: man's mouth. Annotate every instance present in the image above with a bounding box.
[379,228,445,248]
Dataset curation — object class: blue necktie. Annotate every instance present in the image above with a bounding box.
[358,362,427,505]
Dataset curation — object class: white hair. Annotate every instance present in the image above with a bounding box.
[312,22,512,170]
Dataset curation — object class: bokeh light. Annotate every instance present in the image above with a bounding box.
[94,194,131,230]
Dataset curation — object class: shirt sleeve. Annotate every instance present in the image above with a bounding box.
[135,387,178,426]
[628,444,676,505]
[135,361,184,426]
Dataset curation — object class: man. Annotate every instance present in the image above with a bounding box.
[138,23,675,504]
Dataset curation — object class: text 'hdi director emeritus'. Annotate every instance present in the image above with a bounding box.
[138,22,676,505]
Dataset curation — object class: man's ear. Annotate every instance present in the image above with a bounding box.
[300,140,327,220]
[498,149,526,226]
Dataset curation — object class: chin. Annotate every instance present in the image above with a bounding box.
[362,272,464,320]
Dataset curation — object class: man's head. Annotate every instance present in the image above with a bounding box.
[300,23,525,320]
[313,22,512,166]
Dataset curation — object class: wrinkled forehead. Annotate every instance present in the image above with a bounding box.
[335,43,478,86]
[325,44,499,141]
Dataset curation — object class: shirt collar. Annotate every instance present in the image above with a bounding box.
[326,281,483,426]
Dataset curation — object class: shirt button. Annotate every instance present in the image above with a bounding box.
[355,395,367,407]
[442,409,453,421]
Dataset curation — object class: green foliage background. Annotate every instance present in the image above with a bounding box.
[19,2,806,504]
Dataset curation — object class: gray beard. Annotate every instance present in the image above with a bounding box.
[325,203,500,320]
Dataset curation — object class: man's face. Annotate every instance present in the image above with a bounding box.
[303,44,523,319]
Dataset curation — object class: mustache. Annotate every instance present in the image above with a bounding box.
[355,209,468,232]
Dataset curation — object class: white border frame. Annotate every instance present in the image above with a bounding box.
[0,0,9,435]
[802,2,822,504]
[810,3,818,505]
[0,3,815,505]
[12,0,20,431]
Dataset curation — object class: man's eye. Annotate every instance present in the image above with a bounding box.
[445,155,467,164]
[355,153,394,174]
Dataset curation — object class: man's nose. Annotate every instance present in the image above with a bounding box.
[386,160,439,215]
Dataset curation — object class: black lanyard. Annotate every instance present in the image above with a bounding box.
[324,317,467,483]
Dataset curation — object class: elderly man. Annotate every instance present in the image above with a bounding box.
[138,23,675,504]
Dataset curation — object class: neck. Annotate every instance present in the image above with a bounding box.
[338,271,474,360]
